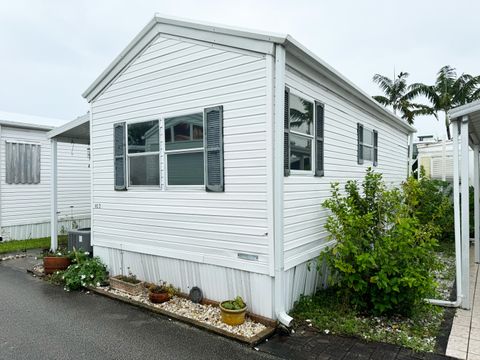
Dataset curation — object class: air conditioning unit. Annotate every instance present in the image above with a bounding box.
[68,227,92,254]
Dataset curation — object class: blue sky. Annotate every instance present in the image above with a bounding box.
[0,0,478,136]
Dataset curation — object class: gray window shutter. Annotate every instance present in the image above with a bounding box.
[373,130,378,166]
[284,87,290,176]
[5,142,41,184]
[315,101,325,177]
[114,122,127,190]
[357,123,364,165]
[204,106,224,192]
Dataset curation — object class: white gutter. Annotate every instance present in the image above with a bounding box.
[273,44,292,327]
[426,119,463,308]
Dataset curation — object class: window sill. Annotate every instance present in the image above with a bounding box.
[290,170,315,176]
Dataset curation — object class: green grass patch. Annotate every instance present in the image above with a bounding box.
[291,287,444,353]
[0,236,67,255]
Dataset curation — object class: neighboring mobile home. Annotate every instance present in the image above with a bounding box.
[49,15,415,322]
[0,112,91,241]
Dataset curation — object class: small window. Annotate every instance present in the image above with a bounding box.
[358,124,378,166]
[289,93,314,171]
[5,142,41,184]
[165,113,204,186]
[127,120,160,186]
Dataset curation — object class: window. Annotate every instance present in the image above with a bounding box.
[165,113,204,186]
[127,120,160,186]
[289,93,313,171]
[284,89,324,176]
[5,142,41,184]
[357,124,378,166]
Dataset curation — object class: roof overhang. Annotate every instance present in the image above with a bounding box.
[0,119,53,132]
[82,14,415,134]
[47,114,90,145]
[449,100,480,147]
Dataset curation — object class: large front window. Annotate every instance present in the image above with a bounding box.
[289,93,314,171]
[165,113,205,186]
[127,120,160,186]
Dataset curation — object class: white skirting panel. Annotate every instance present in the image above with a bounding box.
[284,257,328,311]
[94,245,275,318]
[1,216,91,241]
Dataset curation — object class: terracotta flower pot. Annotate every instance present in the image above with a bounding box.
[148,292,170,304]
[219,302,247,326]
[109,276,144,296]
[43,256,71,275]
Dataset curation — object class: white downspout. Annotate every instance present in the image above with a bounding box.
[426,119,463,307]
[460,116,470,309]
[273,43,292,327]
[50,139,58,251]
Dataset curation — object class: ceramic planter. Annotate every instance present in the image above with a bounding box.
[43,256,71,275]
[219,302,247,326]
[109,275,144,296]
[148,291,170,304]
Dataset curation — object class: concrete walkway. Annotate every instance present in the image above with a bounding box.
[446,246,480,359]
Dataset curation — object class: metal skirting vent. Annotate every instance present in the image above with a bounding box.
[237,253,259,261]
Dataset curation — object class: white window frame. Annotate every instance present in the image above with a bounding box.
[288,89,316,176]
[163,111,205,190]
[126,118,161,189]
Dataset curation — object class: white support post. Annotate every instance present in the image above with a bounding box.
[474,144,480,264]
[452,120,463,307]
[50,139,58,251]
[461,117,470,309]
[442,136,447,182]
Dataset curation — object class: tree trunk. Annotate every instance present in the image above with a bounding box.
[445,112,451,140]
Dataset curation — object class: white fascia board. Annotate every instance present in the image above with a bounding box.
[82,15,286,102]
[47,114,89,139]
[0,120,53,132]
[449,100,480,120]
[284,36,416,134]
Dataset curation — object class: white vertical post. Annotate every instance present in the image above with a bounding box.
[50,139,58,251]
[461,117,470,309]
[442,136,447,181]
[452,120,463,307]
[474,144,480,264]
[408,133,414,177]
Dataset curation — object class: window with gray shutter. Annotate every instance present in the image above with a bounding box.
[357,124,377,166]
[5,142,41,184]
[114,122,127,190]
[284,88,290,176]
[315,101,324,177]
[204,106,224,192]
[357,123,364,164]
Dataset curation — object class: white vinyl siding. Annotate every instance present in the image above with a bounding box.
[91,35,270,274]
[0,126,91,236]
[283,57,410,270]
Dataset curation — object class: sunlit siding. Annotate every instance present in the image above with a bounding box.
[90,35,270,274]
[0,126,91,240]
[283,57,410,270]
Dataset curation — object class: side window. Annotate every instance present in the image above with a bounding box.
[357,124,378,166]
[164,113,204,186]
[127,120,160,186]
[5,142,41,184]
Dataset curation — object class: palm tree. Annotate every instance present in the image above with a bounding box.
[409,65,480,139]
[372,72,428,125]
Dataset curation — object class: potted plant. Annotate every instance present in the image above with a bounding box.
[43,249,71,275]
[219,296,247,326]
[109,270,143,295]
[147,282,177,304]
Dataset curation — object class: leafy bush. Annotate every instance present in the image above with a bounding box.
[61,250,108,291]
[321,168,439,316]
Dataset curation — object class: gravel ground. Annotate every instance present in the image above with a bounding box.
[435,251,456,300]
[98,286,267,339]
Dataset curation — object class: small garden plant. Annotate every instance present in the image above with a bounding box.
[147,282,178,297]
[221,296,246,310]
[115,269,141,284]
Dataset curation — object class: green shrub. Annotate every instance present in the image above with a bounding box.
[320,168,439,316]
[61,250,108,291]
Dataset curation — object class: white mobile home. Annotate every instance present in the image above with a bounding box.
[0,112,91,241]
[50,16,414,322]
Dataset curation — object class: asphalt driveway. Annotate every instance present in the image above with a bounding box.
[0,256,277,360]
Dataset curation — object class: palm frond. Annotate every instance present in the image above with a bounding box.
[372,95,391,107]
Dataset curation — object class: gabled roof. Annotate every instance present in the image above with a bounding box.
[83,14,415,133]
[0,111,67,131]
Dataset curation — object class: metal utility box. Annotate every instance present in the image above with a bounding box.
[68,228,92,254]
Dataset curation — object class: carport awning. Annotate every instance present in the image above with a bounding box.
[450,100,480,146]
[47,113,90,145]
